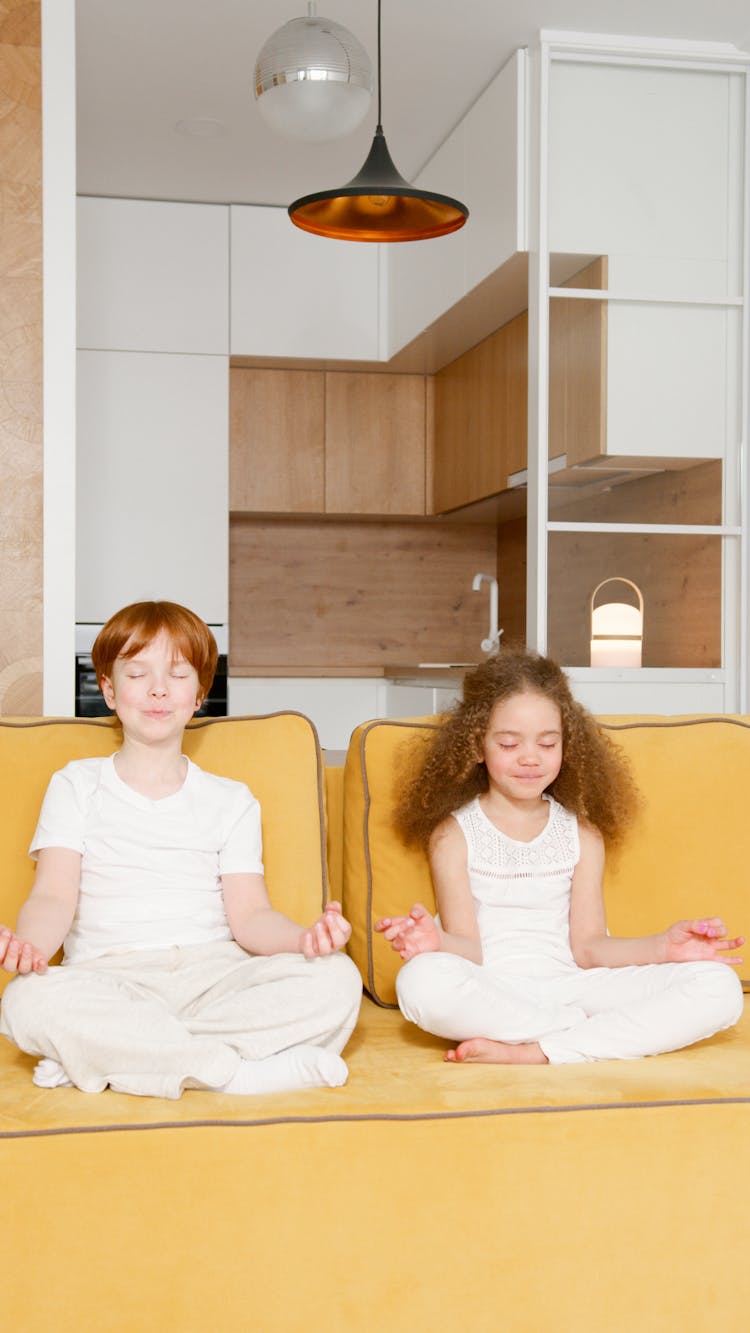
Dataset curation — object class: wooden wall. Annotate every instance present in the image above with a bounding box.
[230,518,498,669]
[497,461,723,667]
[0,0,42,714]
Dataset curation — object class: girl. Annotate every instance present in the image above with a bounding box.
[376,651,744,1065]
[0,601,362,1098]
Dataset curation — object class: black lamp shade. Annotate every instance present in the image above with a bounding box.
[288,126,469,242]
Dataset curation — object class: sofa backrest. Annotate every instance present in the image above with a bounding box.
[342,715,750,1006]
[0,713,328,992]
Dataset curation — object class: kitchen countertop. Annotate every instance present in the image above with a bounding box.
[229,664,477,681]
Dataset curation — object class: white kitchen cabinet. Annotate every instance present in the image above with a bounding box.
[387,131,466,352]
[463,48,527,293]
[387,50,527,357]
[76,349,228,625]
[228,677,462,752]
[228,678,386,753]
[548,63,742,290]
[77,197,229,354]
[547,61,744,462]
[230,205,381,360]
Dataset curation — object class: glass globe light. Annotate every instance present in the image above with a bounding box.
[254,8,373,144]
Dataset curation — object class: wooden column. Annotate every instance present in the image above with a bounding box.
[0,0,42,714]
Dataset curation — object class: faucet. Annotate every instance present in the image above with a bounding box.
[472,573,503,655]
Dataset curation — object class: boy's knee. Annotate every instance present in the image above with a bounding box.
[316,950,362,1013]
[0,971,48,1043]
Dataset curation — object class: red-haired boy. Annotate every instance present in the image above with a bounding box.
[0,602,361,1098]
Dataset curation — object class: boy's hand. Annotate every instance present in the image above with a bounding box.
[0,926,48,976]
[300,902,352,959]
[374,903,441,960]
[661,918,744,965]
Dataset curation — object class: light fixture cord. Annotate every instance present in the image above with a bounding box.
[377,0,382,129]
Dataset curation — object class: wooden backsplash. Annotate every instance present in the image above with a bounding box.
[230,517,499,669]
[497,461,722,668]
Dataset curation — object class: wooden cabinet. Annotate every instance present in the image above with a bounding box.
[432,311,527,511]
[432,257,610,511]
[230,368,325,513]
[324,373,425,515]
[549,258,608,468]
[230,368,427,516]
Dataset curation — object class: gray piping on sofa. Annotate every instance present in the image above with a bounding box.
[2,1095,749,1141]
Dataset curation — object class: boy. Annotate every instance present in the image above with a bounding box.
[0,601,362,1098]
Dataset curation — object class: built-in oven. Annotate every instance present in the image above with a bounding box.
[74,625,228,718]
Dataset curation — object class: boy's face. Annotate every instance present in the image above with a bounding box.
[100,630,202,744]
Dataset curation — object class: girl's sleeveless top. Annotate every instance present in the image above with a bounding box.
[452,794,581,975]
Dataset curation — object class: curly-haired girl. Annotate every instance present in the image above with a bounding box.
[376,651,743,1065]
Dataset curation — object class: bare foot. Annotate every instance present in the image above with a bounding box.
[445,1038,549,1065]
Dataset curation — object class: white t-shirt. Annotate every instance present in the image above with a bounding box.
[30,755,264,964]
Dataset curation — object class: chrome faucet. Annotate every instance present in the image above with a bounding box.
[472,573,503,655]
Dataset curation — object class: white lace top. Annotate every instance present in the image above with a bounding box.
[452,794,580,975]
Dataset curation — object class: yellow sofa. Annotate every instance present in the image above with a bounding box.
[1,712,748,1333]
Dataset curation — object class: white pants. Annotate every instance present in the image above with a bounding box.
[395,952,744,1063]
[0,941,363,1098]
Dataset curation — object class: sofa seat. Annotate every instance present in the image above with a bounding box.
[2,995,748,1331]
[3,997,747,1133]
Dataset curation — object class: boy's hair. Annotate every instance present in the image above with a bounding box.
[91,601,218,700]
[397,648,640,849]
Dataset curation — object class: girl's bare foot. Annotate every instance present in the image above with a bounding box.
[445,1038,548,1065]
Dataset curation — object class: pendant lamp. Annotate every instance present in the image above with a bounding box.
[254,3,373,144]
[288,0,469,242]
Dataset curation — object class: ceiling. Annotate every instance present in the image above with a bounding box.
[76,0,750,208]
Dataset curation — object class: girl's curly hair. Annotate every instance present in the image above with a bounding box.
[396,649,640,849]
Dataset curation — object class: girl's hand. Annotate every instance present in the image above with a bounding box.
[300,902,352,959]
[0,926,48,976]
[375,903,441,961]
[661,918,745,965]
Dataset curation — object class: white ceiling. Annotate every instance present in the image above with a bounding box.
[76,0,750,207]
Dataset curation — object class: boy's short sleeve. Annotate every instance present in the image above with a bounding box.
[218,788,264,876]
[29,766,88,859]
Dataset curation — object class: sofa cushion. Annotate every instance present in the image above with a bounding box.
[343,715,750,1006]
[0,712,328,993]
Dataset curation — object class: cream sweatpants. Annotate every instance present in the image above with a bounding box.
[395,951,744,1063]
[0,941,363,1098]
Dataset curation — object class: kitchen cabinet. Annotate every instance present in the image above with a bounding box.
[548,258,607,468]
[77,197,229,354]
[387,50,527,357]
[230,205,381,361]
[324,372,426,515]
[229,367,427,516]
[228,676,463,754]
[77,350,228,625]
[432,256,612,510]
[548,60,742,464]
[230,368,325,513]
[431,310,527,511]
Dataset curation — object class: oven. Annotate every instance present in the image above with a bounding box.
[74,625,228,718]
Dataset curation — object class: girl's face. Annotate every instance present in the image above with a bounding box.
[100,630,202,744]
[479,690,563,802]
